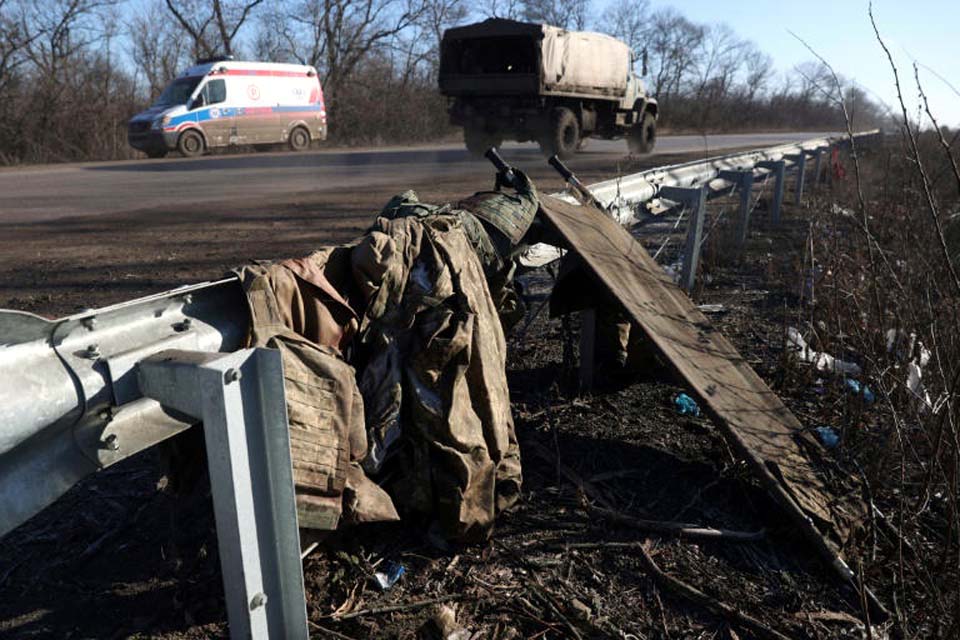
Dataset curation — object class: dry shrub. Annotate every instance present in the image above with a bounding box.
[801,131,960,636]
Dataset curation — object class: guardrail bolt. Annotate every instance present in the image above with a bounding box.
[183,294,193,305]
[224,368,242,384]
[82,317,97,331]
[84,344,101,359]
[176,318,192,332]
[103,434,119,451]
[249,592,267,610]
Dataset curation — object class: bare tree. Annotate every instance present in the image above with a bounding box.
[520,0,590,30]
[599,0,649,58]
[741,45,773,102]
[420,0,468,48]
[163,0,264,58]
[388,0,468,87]
[262,0,426,94]
[644,8,703,102]
[129,0,187,98]
[0,0,34,94]
[691,24,747,105]
[481,0,521,20]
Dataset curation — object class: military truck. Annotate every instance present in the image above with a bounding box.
[439,18,658,159]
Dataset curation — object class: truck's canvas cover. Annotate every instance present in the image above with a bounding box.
[540,25,629,96]
[440,19,630,98]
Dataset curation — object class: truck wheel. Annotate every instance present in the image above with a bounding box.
[629,112,657,154]
[288,126,310,151]
[464,127,501,157]
[177,130,205,157]
[540,107,580,159]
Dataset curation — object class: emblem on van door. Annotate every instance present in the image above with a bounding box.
[247,85,261,101]
[210,107,221,118]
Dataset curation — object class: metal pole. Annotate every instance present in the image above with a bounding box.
[812,148,824,190]
[137,348,309,640]
[719,170,754,248]
[792,152,807,205]
[757,160,786,225]
[659,185,706,293]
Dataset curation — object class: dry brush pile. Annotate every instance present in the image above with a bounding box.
[783,124,960,636]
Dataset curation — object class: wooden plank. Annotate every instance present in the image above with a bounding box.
[538,194,855,568]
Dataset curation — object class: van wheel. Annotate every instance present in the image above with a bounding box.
[177,130,205,157]
[541,107,579,159]
[288,126,310,151]
[628,112,657,154]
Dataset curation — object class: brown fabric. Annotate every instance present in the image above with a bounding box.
[279,247,360,351]
[236,262,398,530]
[352,212,522,542]
[538,194,859,554]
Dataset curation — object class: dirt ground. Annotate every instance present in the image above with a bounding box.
[0,149,923,638]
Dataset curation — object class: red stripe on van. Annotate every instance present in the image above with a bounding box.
[216,69,313,78]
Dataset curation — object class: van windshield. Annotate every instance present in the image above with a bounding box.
[153,76,202,107]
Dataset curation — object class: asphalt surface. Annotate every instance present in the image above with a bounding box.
[0,132,834,223]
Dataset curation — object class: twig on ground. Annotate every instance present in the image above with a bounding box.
[332,594,473,621]
[308,621,360,640]
[633,538,793,640]
[587,504,766,543]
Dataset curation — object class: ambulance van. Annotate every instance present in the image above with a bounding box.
[128,58,327,158]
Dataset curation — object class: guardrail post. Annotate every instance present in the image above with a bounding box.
[137,348,310,640]
[757,160,786,225]
[786,152,807,205]
[718,169,754,248]
[812,148,824,189]
[659,185,707,293]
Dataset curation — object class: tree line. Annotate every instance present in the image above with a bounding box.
[0,0,885,164]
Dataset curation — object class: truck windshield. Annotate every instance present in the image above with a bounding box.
[153,76,203,107]
[441,37,536,75]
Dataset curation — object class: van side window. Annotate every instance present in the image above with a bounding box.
[203,79,227,105]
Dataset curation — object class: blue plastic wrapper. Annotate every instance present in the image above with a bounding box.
[673,393,701,417]
[815,426,840,449]
[374,560,406,590]
[844,378,876,404]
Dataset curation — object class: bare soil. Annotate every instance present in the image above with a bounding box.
[0,150,919,638]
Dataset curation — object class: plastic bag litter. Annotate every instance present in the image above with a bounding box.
[844,378,876,404]
[374,560,406,590]
[662,260,683,284]
[696,304,725,314]
[673,392,701,417]
[786,327,861,376]
[815,426,840,449]
[886,329,937,411]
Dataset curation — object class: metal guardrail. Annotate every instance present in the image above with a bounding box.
[522,130,880,268]
[0,130,878,540]
[0,130,879,638]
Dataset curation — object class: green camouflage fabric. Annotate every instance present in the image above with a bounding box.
[352,211,522,542]
[457,169,540,246]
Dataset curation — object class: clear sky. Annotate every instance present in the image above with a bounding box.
[649,0,960,126]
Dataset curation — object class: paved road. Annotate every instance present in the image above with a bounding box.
[0,132,834,223]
